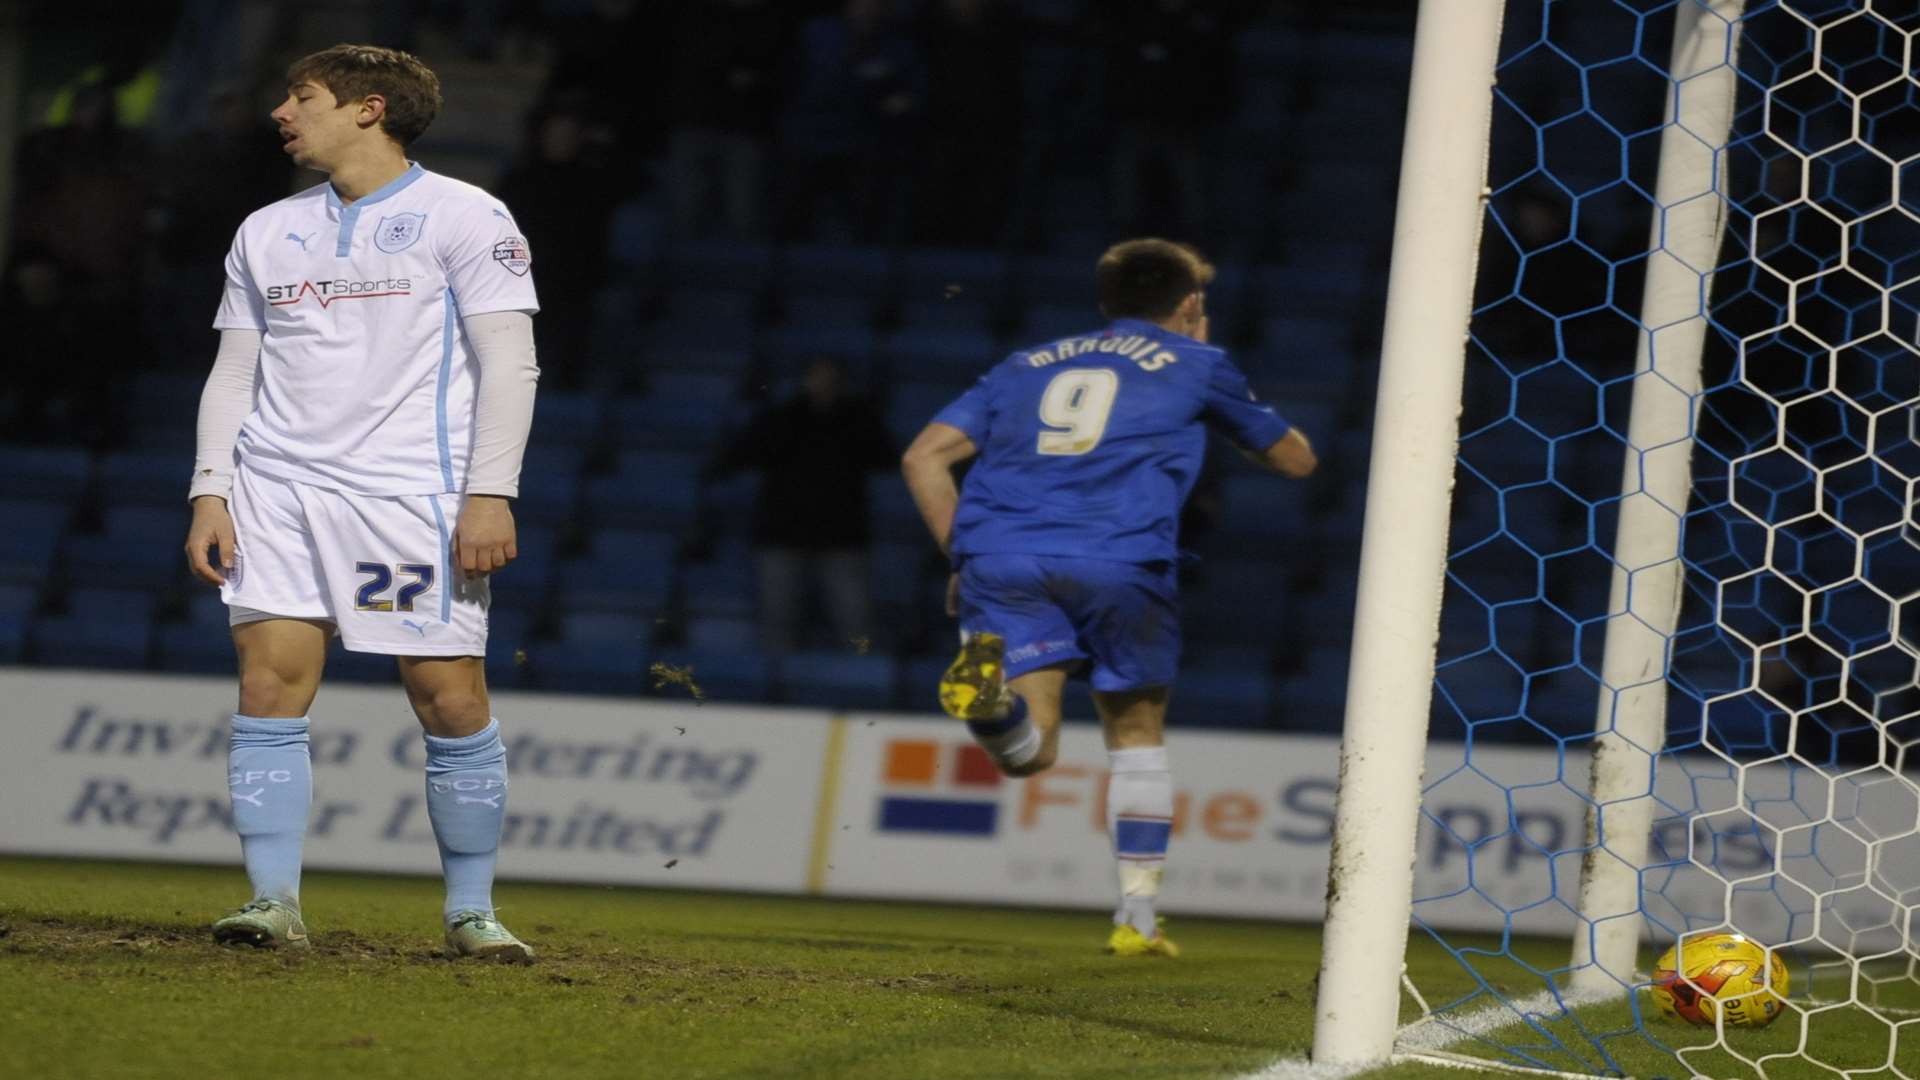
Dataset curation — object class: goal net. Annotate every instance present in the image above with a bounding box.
[1315,1,1920,1076]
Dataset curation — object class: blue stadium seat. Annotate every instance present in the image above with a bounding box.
[531,392,604,447]
[686,614,758,652]
[1014,303,1097,344]
[776,245,894,300]
[759,324,880,373]
[1276,647,1353,732]
[326,642,396,684]
[130,372,204,414]
[899,297,994,333]
[1174,666,1274,729]
[0,447,90,501]
[67,587,162,625]
[606,198,665,270]
[580,451,704,529]
[867,475,930,543]
[1216,474,1312,543]
[154,623,235,675]
[604,397,742,453]
[886,331,999,386]
[183,591,230,627]
[99,452,189,507]
[0,504,64,585]
[682,558,756,620]
[780,294,877,331]
[780,650,897,710]
[504,524,558,593]
[651,291,756,353]
[522,636,653,695]
[869,541,931,621]
[0,614,25,663]
[558,611,658,644]
[514,446,586,525]
[0,583,40,619]
[31,615,152,669]
[105,506,188,539]
[649,371,742,403]
[649,646,772,703]
[898,653,949,713]
[1255,265,1372,314]
[662,238,772,292]
[552,527,678,614]
[66,526,181,580]
[885,382,965,446]
[66,507,189,589]
[901,249,1009,309]
[1014,256,1093,306]
[704,476,757,538]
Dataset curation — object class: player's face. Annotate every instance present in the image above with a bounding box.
[270,81,362,172]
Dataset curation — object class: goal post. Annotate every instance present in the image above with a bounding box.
[1568,0,1748,999]
[1308,0,1507,1065]
[1309,0,1920,1075]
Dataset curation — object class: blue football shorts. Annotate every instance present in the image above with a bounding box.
[955,553,1180,692]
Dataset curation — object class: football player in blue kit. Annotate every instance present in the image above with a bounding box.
[900,239,1317,956]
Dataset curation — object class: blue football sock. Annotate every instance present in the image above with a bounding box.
[228,714,312,906]
[423,719,508,924]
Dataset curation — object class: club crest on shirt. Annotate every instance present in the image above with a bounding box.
[374,212,426,253]
[492,236,532,276]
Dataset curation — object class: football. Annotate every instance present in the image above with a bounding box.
[1648,932,1790,1028]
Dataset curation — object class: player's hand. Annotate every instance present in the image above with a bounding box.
[454,495,517,575]
[185,495,237,586]
[946,573,960,618]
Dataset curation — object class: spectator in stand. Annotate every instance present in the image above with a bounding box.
[664,0,791,240]
[0,249,119,448]
[12,81,151,307]
[1100,0,1244,240]
[542,0,674,166]
[156,82,296,269]
[778,0,924,244]
[712,358,897,654]
[496,94,626,389]
[911,0,1024,248]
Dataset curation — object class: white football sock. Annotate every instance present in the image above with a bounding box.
[1108,745,1173,936]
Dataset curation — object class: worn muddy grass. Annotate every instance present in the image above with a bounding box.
[1,856,1322,1079]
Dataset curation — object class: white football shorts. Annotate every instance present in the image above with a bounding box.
[222,463,489,656]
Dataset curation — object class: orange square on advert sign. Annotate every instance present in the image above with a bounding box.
[884,739,939,785]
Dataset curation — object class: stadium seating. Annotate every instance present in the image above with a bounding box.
[780,649,897,710]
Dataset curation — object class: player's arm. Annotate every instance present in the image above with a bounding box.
[900,421,978,557]
[184,328,262,585]
[456,310,539,574]
[1252,428,1317,478]
[1202,354,1316,480]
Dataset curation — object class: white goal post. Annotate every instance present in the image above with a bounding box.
[1309,0,1751,1064]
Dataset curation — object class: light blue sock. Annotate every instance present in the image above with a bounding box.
[423,719,508,925]
[228,714,312,906]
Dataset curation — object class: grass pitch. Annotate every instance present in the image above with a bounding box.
[4,857,1914,1079]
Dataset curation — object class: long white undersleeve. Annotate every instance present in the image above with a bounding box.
[189,328,262,503]
[463,309,540,498]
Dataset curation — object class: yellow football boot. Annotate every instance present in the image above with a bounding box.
[1106,921,1181,958]
[939,632,1013,721]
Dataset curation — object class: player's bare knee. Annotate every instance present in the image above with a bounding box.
[236,666,308,718]
[413,687,490,737]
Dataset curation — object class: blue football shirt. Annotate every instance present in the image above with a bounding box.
[932,317,1294,564]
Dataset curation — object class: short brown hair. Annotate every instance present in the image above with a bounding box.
[288,44,442,147]
[1096,239,1215,320]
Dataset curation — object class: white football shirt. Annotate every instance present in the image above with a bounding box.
[213,163,540,496]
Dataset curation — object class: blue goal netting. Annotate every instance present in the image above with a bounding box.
[1402,1,1920,1074]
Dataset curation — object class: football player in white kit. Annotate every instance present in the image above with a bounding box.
[184,45,541,960]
